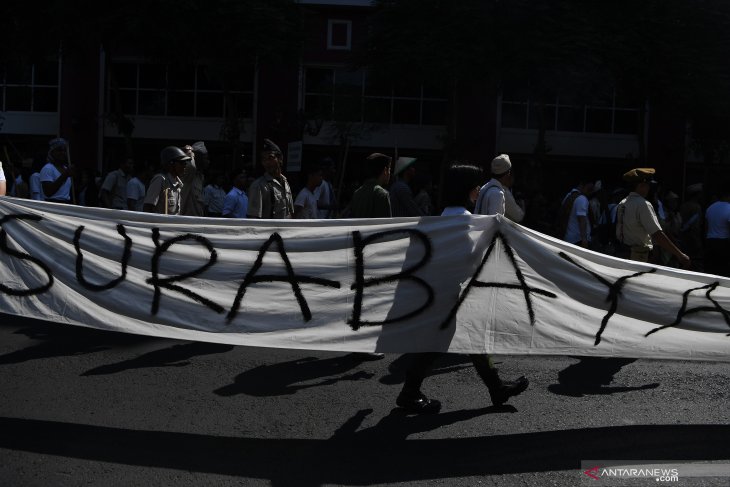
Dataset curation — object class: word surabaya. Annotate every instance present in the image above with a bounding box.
[1,213,728,344]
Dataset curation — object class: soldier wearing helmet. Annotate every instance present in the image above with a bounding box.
[143,146,191,214]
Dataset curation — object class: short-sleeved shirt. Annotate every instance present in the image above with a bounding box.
[222,187,248,218]
[295,187,319,219]
[143,173,183,215]
[563,191,590,243]
[101,168,130,209]
[349,179,391,218]
[706,201,730,239]
[314,180,335,218]
[126,177,146,211]
[474,179,524,222]
[40,162,71,202]
[616,192,662,248]
[247,174,294,219]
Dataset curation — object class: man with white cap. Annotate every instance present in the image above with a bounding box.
[616,167,689,267]
[390,156,424,217]
[474,154,524,222]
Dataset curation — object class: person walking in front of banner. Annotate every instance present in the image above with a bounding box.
[615,168,690,268]
[221,173,249,218]
[558,178,594,247]
[704,181,730,277]
[143,146,190,215]
[390,156,424,217]
[40,137,74,204]
[347,152,393,361]
[247,138,294,219]
[474,154,524,222]
[396,164,529,414]
[100,157,133,209]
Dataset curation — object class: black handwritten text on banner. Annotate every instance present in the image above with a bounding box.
[0,197,729,360]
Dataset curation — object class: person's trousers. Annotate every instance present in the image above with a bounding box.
[401,352,498,396]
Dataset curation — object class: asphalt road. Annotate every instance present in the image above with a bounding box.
[1,313,730,487]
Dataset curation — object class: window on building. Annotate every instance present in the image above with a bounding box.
[327,20,352,50]
[500,83,641,136]
[303,66,447,126]
[108,62,254,119]
[1,60,59,112]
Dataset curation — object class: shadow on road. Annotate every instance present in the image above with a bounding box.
[548,357,660,397]
[0,320,148,365]
[214,353,378,397]
[81,342,235,376]
[1,415,728,486]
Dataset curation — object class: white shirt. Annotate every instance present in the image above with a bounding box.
[474,179,524,222]
[40,162,71,202]
[295,187,319,219]
[314,180,334,218]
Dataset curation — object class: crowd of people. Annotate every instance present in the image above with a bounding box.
[1,137,729,414]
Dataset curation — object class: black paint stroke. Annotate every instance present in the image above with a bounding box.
[147,228,224,315]
[74,224,132,291]
[559,252,656,345]
[441,232,556,329]
[646,282,730,337]
[227,232,341,324]
[0,214,54,296]
[348,229,434,331]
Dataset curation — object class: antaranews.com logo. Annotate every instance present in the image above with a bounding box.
[583,464,679,482]
[582,461,680,483]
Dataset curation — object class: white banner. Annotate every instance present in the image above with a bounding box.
[1,196,729,361]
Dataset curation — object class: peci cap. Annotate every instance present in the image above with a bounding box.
[491,154,512,176]
[394,156,417,176]
[263,138,283,158]
[622,167,656,184]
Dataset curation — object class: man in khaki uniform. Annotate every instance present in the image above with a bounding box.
[616,168,690,267]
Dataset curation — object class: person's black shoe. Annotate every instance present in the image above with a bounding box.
[489,376,529,406]
[396,392,442,414]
